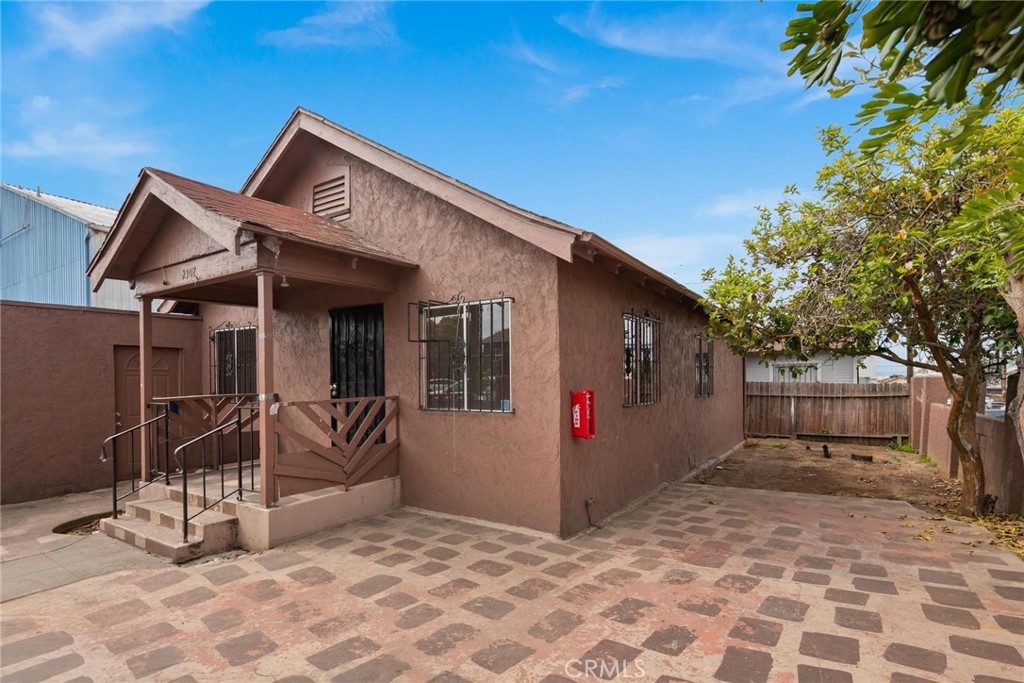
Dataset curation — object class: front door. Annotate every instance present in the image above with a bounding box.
[330,304,385,400]
[330,305,385,441]
[113,345,183,479]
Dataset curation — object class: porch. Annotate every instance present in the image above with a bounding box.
[88,168,416,557]
[102,392,402,556]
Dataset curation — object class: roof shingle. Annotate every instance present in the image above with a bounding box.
[147,168,414,266]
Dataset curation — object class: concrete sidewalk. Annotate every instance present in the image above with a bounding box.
[1,488,166,602]
[1,482,1022,682]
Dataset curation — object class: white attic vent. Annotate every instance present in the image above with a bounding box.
[312,170,350,219]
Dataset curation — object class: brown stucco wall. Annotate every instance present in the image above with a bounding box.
[977,416,1024,513]
[555,259,745,537]
[254,137,564,533]
[924,403,957,477]
[1,301,203,504]
[918,397,1023,513]
[911,374,949,452]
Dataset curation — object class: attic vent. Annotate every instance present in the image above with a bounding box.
[313,171,350,219]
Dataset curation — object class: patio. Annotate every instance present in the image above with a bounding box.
[1,482,1021,682]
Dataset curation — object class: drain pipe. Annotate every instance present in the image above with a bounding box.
[585,497,602,529]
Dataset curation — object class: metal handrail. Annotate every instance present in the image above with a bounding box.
[99,414,165,461]
[174,405,258,542]
[100,408,171,518]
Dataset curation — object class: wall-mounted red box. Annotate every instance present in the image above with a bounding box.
[571,389,595,439]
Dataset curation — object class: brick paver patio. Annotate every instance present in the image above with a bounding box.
[1,482,1022,682]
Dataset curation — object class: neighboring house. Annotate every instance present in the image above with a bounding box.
[745,351,876,384]
[1,183,136,309]
[88,107,744,553]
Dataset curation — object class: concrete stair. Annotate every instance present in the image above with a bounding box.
[100,490,239,563]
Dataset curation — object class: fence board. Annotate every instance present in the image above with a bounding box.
[745,382,910,443]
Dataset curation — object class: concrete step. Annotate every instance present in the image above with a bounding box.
[161,486,249,516]
[100,516,205,564]
[126,498,236,540]
[152,474,261,514]
[100,499,238,564]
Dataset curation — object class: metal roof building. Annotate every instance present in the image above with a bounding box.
[1,183,136,309]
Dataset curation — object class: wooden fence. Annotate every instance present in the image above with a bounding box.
[745,382,910,444]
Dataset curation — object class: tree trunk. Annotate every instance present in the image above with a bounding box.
[1003,271,1024,469]
[945,373,986,516]
[1010,352,1023,471]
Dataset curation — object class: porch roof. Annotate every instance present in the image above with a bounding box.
[88,167,415,289]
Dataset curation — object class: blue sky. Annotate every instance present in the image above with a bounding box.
[2,1,868,296]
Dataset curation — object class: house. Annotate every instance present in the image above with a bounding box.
[1,183,136,309]
[87,108,744,556]
[745,351,876,384]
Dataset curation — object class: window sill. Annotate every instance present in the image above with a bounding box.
[419,407,515,415]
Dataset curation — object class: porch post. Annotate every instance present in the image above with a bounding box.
[139,296,153,480]
[256,271,277,506]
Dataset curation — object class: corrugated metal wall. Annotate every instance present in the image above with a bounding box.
[1,187,90,306]
[87,228,138,310]
[1,188,136,309]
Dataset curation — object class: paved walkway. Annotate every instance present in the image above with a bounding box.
[1,483,1022,682]
[0,489,165,603]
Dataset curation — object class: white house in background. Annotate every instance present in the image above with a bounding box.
[745,351,876,384]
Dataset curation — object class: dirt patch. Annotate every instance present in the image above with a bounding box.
[697,438,960,512]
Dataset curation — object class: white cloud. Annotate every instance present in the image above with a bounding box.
[262,3,397,49]
[615,231,741,284]
[502,32,563,74]
[5,97,153,172]
[497,30,623,109]
[669,93,711,106]
[558,5,866,114]
[561,76,626,105]
[26,95,53,115]
[698,188,785,218]
[557,5,785,70]
[29,2,208,56]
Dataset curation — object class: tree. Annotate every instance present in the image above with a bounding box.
[702,107,1022,516]
[946,149,1024,475]
[783,0,1024,480]
[784,0,1024,153]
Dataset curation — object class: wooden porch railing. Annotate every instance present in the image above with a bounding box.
[157,394,259,472]
[158,394,259,437]
[272,396,399,498]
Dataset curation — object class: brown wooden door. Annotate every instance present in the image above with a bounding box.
[113,346,182,479]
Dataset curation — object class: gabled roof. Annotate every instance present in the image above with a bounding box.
[242,107,701,305]
[149,169,413,266]
[2,182,117,229]
[87,167,414,287]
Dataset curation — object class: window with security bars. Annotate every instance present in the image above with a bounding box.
[211,325,257,394]
[418,298,512,412]
[623,313,660,406]
[695,334,714,397]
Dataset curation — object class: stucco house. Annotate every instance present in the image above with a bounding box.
[89,108,744,558]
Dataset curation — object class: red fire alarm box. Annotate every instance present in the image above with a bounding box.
[571,389,596,439]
